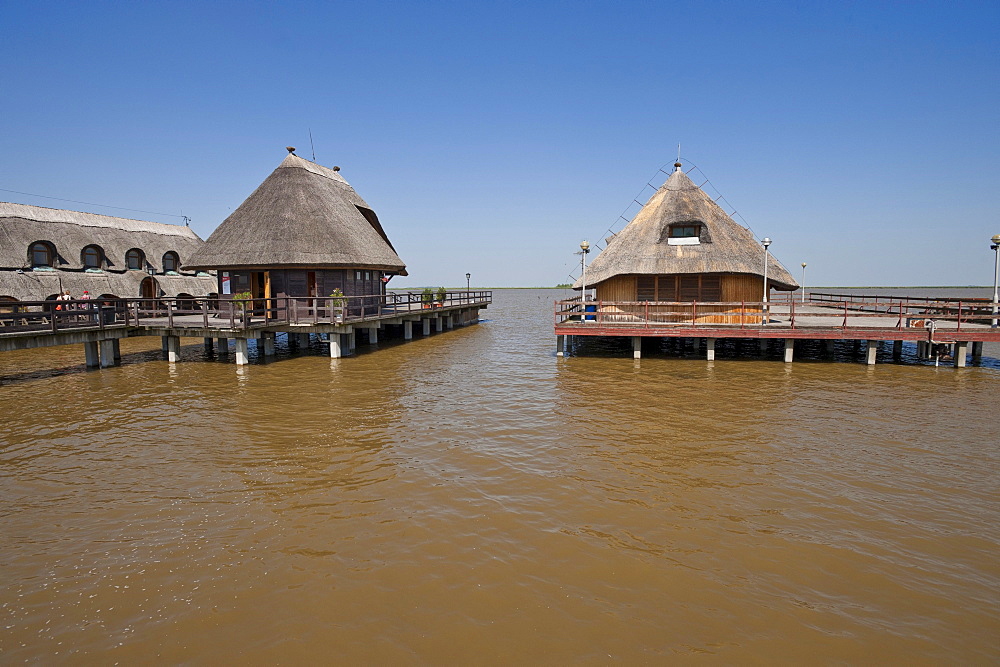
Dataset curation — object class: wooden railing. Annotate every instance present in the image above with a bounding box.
[0,291,492,334]
[555,297,998,331]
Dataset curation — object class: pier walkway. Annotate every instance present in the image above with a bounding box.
[1,291,491,367]
[554,293,1000,366]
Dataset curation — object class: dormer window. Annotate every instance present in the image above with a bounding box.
[162,251,179,273]
[126,248,145,270]
[82,245,104,270]
[667,223,702,246]
[29,241,56,267]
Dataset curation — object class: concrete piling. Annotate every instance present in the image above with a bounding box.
[84,341,99,368]
[165,336,181,363]
[866,340,878,365]
[954,341,968,367]
[235,338,249,365]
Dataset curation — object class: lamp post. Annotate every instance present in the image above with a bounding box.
[580,240,591,308]
[762,238,771,324]
[466,272,471,304]
[800,262,807,304]
[991,234,1000,327]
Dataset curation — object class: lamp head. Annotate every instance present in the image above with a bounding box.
[580,240,590,253]
[763,237,771,248]
[992,234,1000,245]
[801,262,807,268]
[466,272,470,280]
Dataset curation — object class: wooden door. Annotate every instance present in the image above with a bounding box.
[140,277,158,300]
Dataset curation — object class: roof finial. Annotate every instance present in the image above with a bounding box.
[332,166,341,172]
[675,143,682,172]
[286,146,296,154]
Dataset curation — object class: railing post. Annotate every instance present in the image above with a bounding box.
[790,298,795,328]
[843,301,848,328]
[957,301,962,331]
[691,300,697,325]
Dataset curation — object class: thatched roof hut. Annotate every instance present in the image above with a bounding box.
[575,165,798,298]
[0,202,215,301]
[184,153,407,275]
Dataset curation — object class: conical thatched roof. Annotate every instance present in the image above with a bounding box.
[575,166,797,290]
[184,153,407,275]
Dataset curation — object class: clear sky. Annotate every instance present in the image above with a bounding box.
[2,1,997,288]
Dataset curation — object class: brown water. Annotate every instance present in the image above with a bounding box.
[2,289,998,663]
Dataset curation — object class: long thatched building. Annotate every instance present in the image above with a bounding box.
[0,202,216,305]
[575,163,797,319]
[184,150,407,307]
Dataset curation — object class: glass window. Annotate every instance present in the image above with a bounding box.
[30,242,53,267]
[83,245,103,269]
[126,249,145,270]
[669,224,700,238]
[162,251,179,272]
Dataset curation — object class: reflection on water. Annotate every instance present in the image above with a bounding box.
[1,289,998,662]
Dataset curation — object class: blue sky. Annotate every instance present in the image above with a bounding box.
[2,1,997,287]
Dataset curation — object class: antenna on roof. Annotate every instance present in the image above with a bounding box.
[309,129,316,161]
[182,215,190,227]
[677,143,681,163]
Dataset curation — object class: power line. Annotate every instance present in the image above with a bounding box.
[0,187,188,220]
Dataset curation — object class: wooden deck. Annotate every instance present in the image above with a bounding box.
[0,292,492,366]
[554,295,1000,366]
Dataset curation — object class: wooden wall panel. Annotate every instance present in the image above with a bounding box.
[595,275,635,302]
[721,273,763,302]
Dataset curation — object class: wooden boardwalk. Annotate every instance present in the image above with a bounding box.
[554,294,1000,366]
[1,291,491,367]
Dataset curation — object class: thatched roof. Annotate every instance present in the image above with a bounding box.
[0,270,215,301]
[0,202,216,300]
[575,166,798,291]
[184,153,408,275]
[0,202,207,272]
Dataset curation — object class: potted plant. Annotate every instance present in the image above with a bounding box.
[231,290,252,320]
[421,287,434,309]
[435,286,447,307]
[329,289,347,322]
